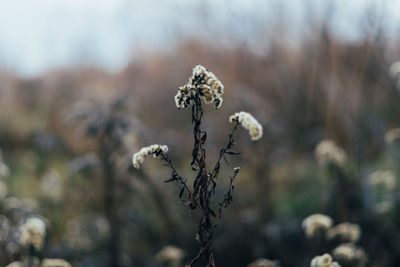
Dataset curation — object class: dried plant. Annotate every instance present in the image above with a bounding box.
[65,96,137,267]
[132,65,263,266]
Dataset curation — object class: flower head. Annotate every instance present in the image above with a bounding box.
[175,65,224,109]
[132,144,168,169]
[41,259,72,267]
[19,217,46,251]
[385,128,400,144]
[389,61,400,78]
[247,258,281,267]
[367,170,396,191]
[5,262,24,267]
[311,253,340,267]
[326,222,361,243]
[155,246,185,267]
[229,111,263,141]
[302,214,333,238]
[332,243,367,266]
[315,140,347,167]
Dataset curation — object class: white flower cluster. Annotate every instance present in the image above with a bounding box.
[19,217,46,251]
[311,254,340,267]
[373,200,393,214]
[302,214,333,238]
[175,65,224,109]
[332,243,367,265]
[5,262,24,267]
[41,259,72,267]
[315,140,347,167]
[229,111,263,141]
[0,180,8,202]
[389,61,400,90]
[155,246,185,267]
[132,144,168,169]
[247,258,281,267]
[385,128,400,144]
[326,222,361,243]
[367,170,396,191]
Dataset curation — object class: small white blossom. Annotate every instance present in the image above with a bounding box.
[5,262,24,267]
[326,222,361,243]
[373,200,393,214]
[41,259,71,267]
[302,214,333,238]
[332,243,367,266]
[389,61,400,79]
[155,246,185,267]
[315,140,347,167]
[19,217,46,251]
[175,65,224,109]
[385,128,400,144]
[367,170,396,191]
[311,253,340,267]
[132,144,168,169]
[229,111,263,141]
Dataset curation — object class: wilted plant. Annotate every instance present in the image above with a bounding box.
[132,65,263,266]
[314,140,362,222]
[65,96,137,267]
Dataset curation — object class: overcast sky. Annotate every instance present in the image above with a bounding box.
[0,0,399,77]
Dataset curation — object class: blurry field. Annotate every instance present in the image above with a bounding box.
[1,3,400,267]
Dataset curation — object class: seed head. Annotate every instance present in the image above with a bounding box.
[302,214,333,238]
[311,253,341,267]
[132,144,168,169]
[229,111,263,141]
[175,65,224,109]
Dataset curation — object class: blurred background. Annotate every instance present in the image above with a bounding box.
[1,0,400,266]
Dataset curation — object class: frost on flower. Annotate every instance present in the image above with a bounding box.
[311,253,340,267]
[19,217,46,251]
[175,65,224,109]
[229,111,263,141]
[302,214,333,238]
[326,222,361,243]
[332,243,367,266]
[315,139,347,167]
[247,258,281,267]
[132,144,168,169]
[367,170,396,191]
